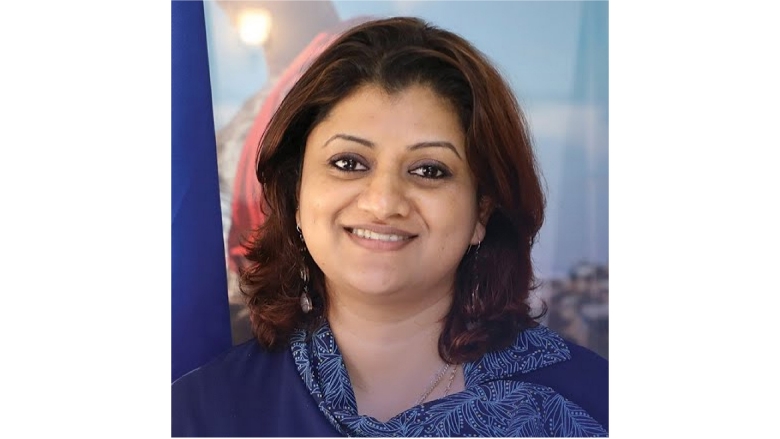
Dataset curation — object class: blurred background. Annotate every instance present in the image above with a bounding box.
[202,0,608,359]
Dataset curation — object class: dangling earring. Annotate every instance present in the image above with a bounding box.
[300,263,313,313]
[467,240,482,326]
[297,224,313,313]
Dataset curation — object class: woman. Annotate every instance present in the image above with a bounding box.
[172,17,608,437]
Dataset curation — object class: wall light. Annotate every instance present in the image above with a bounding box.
[237,8,272,46]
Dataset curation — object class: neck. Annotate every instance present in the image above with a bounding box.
[327,287,452,361]
[326,288,458,421]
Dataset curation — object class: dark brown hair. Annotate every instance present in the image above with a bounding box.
[240,17,546,363]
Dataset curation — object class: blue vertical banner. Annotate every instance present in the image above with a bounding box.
[171,0,232,382]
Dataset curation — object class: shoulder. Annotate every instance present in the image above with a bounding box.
[470,325,608,430]
[171,339,292,436]
[465,325,608,435]
[515,327,609,431]
[172,339,265,407]
[172,338,274,389]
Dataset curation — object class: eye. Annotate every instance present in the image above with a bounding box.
[409,163,451,179]
[330,155,368,172]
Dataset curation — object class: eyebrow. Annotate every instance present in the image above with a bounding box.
[323,133,462,159]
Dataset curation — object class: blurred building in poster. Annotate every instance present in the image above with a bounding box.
[537,262,609,358]
[202,0,609,358]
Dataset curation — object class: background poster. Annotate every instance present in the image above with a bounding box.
[203,0,609,358]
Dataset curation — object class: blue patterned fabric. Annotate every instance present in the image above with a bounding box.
[171,321,607,436]
[290,323,608,437]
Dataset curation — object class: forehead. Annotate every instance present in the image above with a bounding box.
[309,83,466,145]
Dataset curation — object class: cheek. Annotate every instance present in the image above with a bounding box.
[301,178,355,226]
[421,191,479,242]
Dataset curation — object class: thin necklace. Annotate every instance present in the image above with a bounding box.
[416,363,457,405]
[442,364,458,397]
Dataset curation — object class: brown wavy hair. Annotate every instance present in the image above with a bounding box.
[240,16,546,364]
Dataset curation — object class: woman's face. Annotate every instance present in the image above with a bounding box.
[297,83,485,301]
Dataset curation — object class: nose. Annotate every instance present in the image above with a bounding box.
[356,167,411,219]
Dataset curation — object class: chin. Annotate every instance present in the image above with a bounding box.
[340,272,408,297]
[349,280,401,297]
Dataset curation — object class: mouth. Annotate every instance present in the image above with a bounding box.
[344,227,417,242]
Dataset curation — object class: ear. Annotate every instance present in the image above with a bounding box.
[295,207,301,228]
[470,196,494,245]
[478,195,494,224]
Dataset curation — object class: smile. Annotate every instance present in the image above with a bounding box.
[349,228,411,242]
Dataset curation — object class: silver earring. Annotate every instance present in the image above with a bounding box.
[297,224,313,313]
[468,241,482,323]
[300,264,313,313]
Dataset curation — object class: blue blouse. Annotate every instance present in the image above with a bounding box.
[172,323,608,437]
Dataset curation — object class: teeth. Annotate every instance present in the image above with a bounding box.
[351,228,408,242]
